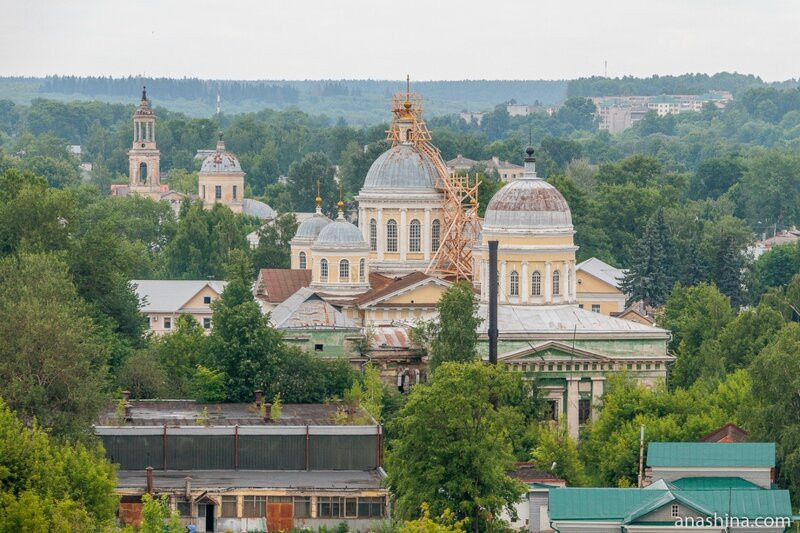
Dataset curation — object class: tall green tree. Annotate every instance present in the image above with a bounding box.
[287,152,337,214]
[620,210,674,306]
[429,282,481,370]
[252,213,298,270]
[0,253,110,436]
[387,362,527,531]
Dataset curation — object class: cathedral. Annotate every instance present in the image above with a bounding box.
[256,86,672,438]
[113,88,275,220]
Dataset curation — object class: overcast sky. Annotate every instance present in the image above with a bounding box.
[2,0,799,81]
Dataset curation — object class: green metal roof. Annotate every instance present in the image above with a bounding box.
[647,442,775,468]
[671,477,762,491]
[549,487,792,523]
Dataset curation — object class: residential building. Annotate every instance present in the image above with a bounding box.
[132,280,225,335]
[701,423,748,443]
[445,154,524,181]
[98,397,388,532]
[504,462,565,533]
[575,257,626,315]
[549,442,792,532]
[750,226,800,259]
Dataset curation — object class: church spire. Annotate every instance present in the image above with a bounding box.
[336,183,345,220]
[315,179,323,214]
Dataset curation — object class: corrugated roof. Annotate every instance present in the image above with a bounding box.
[647,442,775,468]
[356,271,445,305]
[133,280,226,313]
[258,269,312,303]
[671,477,762,491]
[477,304,670,337]
[549,487,792,522]
[577,257,625,289]
[117,469,384,491]
[270,288,357,330]
[371,326,412,349]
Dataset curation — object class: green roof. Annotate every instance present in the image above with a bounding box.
[549,488,792,523]
[671,477,762,490]
[647,442,775,468]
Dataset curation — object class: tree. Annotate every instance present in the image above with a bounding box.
[339,140,390,196]
[387,362,527,531]
[661,283,734,389]
[400,504,466,533]
[714,234,746,306]
[709,304,785,371]
[140,494,183,533]
[429,282,481,370]
[0,398,118,530]
[0,253,110,436]
[620,210,674,307]
[689,156,744,200]
[748,322,800,504]
[252,213,298,270]
[287,152,337,214]
[530,423,588,486]
[153,314,210,397]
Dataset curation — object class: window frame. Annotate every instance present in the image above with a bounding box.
[531,271,542,296]
[320,259,328,282]
[509,270,519,296]
[431,219,441,252]
[553,269,561,296]
[386,219,398,252]
[202,317,211,330]
[243,495,267,518]
[339,259,350,282]
[369,219,377,251]
[299,251,307,270]
[163,316,172,330]
[359,258,365,282]
[409,219,421,252]
[220,496,238,518]
[214,185,222,199]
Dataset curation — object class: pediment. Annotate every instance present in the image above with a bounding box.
[499,341,612,363]
[361,276,451,307]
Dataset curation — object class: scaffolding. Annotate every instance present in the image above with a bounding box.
[386,81,480,281]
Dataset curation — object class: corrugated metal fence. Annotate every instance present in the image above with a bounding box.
[96,425,382,471]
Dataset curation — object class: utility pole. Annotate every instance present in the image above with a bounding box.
[638,424,645,487]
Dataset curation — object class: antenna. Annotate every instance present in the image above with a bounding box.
[406,74,410,97]
[528,126,532,146]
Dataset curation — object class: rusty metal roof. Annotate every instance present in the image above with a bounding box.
[258,269,312,303]
[270,288,357,330]
[371,326,412,349]
[484,178,572,229]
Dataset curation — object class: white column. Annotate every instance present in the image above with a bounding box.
[522,261,529,304]
[570,261,577,302]
[359,208,366,240]
[562,260,569,300]
[399,208,407,261]
[136,122,140,142]
[591,377,605,421]
[500,260,507,304]
[545,261,552,303]
[146,122,150,142]
[423,208,431,261]
[377,208,384,261]
[567,377,580,440]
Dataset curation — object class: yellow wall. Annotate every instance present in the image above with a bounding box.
[312,252,368,284]
[183,286,222,309]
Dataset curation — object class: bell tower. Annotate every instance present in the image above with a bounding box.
[128,86,161,195]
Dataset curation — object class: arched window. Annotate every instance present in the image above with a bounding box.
[510,271,519,296]
[299,251,307,270]
[320,259,328,282]
[431,219,441,252]
[532,271,541,296]
[553,270,561,296]
[359,258,366,282]
[339,259,350,282]
[409,219,421,252]
[369,219,377,251]
[386,219,398,252]
[139,162,148,184]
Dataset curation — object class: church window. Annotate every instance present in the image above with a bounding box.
[320,259,328,282]
[431,219,440,252]
[553,270,561,296]
[386,220,398,252]
[369,219,377,251]
[339,259,350,281]
[359,258,365,282]
[233,185,238,199]
[591,304,600,313]
[578,399,591,425]
[215,185,222,199]
[409,219,421,252]
[509,271,519,296]
[139,162,148,184]
[299,251,307,270]
[531,271,541,296]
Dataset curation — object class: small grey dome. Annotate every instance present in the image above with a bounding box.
[484,179,572,229]
[294,213,333,241]
[314,218,368,249]
[201,140,243,173]
[242,199,276,220]
[362,144,438,191]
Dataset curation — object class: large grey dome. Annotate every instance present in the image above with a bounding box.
[484,178,572,229]
[294,213,332,241]
[314,218,368,249]
[362,144,438,191]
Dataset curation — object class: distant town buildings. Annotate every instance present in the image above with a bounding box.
[132,280,226,335]
[750,226,800,260]
[593,91,733,133]
[445,154,525,181]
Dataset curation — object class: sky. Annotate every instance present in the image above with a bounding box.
[2,0,799,81]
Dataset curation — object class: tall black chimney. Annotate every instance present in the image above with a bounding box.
[488,240,499,365]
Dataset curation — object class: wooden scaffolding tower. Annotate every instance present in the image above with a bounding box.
[385,81,480,280]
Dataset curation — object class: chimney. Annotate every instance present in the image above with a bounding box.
[263,403,272,422]
[124,402,132,423]
[122,390,131,402]
[145,466,154,495]
[488,240,499,365]
[254,390,263,408]
[184,476,192,499]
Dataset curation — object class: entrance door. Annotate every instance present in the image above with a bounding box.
[198,503,215,532]
[267,503,293,531]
